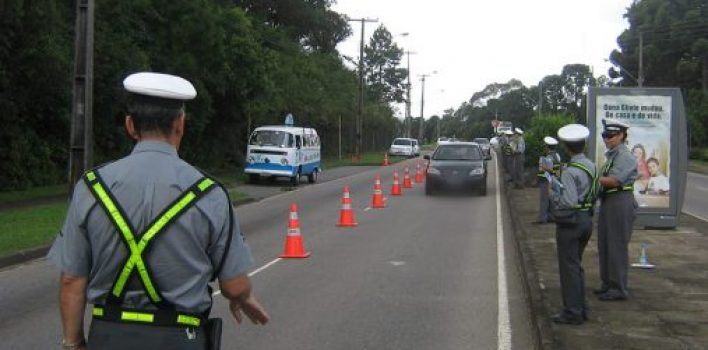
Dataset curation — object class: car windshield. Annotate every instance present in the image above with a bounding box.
[473,138,489,145]
[393,139,412,146]
[433,145,482,161]
[249,130,292,147]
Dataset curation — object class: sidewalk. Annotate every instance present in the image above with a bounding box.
[507,183,708,350]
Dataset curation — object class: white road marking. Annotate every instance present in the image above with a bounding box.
[494,152,512,350]
[212,258,282,296]
[683,209,708,223]
[364,207,372,211]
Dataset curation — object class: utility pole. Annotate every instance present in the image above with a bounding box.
[68,0,95,194]
[347,17,378,158]
[638,31,644,87]
[418,72,436,142]
[404,50,416,138]
[538,80,543,118]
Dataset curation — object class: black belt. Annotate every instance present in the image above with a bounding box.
[92,304,207,328]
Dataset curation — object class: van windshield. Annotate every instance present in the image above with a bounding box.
[249,130,293,147]
[393,139,412,146]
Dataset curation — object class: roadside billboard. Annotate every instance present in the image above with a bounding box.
[587,87,687,228]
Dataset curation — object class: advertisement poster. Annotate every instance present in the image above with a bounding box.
[595,95,672,208]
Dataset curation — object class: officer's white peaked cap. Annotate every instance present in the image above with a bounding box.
[557,124,590,142]
[504,130,514,135]
[123,72,197,100]
[602,119,630,132]
[543,136,559,146]
[514,127,524,135]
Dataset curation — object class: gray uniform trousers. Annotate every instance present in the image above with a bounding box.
[537,181,551,222]
[597,191,637,296]
[503,154,513,181]
[556,211,593,317]
[513,153,525,188]
[88,319,207,350]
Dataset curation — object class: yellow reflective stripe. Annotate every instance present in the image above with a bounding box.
[198,178,215,192]
[93,307,104,317]
[177,315,201,327]
[121,311,154,323]
[86,171,96,182]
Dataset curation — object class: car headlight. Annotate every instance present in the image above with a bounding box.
[469,168,485,176]
[427,167,441,175]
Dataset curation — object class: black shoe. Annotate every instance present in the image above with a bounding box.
[592,287,608,295]
[597,291,627,301]
[552,313,584,325]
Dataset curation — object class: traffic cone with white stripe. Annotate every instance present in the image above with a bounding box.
[371,175,386,208]
[336,185,358,227]
[415,160,424,183]
[391,171,403,196]
[403,167,413,188]
[280,203,310,258]
[382,153,390,166]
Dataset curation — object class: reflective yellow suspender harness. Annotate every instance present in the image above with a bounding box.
[565,162,599,211]
[83,169,219,327]
[601,156,634,195]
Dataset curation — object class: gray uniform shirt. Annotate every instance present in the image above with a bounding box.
[550,154,596,210]
[603,143,638,187]
[514,136,526,154]
[48,141,253,313]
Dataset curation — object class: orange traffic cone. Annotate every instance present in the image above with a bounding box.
[391,171,403,196]
[382,153,390,166]
[403,167,413,188]
[337,185,358,227]
[371,175,386,208]
[280,203,310,258]
[415,160,424,183]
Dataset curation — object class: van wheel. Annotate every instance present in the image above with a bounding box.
[291,172,300,186]
[307,170,318,183]
[247,174,259,184]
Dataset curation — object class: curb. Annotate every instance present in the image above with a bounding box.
[0,197,256,270]
[503,183,556,350]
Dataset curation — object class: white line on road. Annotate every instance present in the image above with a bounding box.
[494,153,512,350]
[212,258,282,296]
[364,207,371,211]
[684,209,708,223]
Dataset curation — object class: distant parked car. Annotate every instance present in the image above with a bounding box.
[389,138,420,157]
[424,142,487,196]
[472,137,492,160]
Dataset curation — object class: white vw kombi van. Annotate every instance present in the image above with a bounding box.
[245,125,321,186]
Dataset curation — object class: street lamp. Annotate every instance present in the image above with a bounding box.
[605,58,641,87]
[418,70,437,143]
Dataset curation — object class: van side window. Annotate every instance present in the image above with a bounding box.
[296,135,302,148]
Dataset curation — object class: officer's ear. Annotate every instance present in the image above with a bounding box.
[125,115,139,140]
[173,112,186,138]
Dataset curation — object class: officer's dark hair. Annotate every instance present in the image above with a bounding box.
[564,140,585,154]
[127,94,184,137]
[647,157,659,166]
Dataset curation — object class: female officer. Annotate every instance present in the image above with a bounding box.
[595,119,638,301]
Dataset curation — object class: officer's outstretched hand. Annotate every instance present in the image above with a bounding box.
[230,295,269,325]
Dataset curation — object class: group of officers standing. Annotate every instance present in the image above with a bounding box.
[499,128,527,189]
[531,120,639,325]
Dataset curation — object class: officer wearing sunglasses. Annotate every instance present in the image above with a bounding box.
[595,119,638,301]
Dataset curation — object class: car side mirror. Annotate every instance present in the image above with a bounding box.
[423,155,430,160]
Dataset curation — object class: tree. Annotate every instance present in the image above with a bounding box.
[364,25,407,103]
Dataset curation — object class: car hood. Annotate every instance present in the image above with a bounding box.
[429,160,484,168]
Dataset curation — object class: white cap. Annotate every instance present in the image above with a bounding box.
[504,130,514,135]
[514,127,524,135]
[123,72,197,100]
[602,119,630,132]
[557,124,590,142]
[543,136,559,146]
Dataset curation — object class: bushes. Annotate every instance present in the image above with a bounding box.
[524,113,576,167]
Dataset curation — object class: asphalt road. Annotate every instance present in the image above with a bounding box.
[0,155,536,349]
[684,171,708,222]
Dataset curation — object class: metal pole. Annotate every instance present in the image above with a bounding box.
[419,75,425,142]
[338,114,342,160]
[638,32,644,87]
[347,17,378,158]
[68,0,94,194]
[538,81,542,118]
[406,51,412,138]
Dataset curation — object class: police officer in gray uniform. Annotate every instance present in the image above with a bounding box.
[512,127,526,189]
[595,119,638,301]
[48,72,269,350]
[536,136,561,224]
[548,124,597,325]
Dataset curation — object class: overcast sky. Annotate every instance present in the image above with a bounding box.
[333,0,634,119]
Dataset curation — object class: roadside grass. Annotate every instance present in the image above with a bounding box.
[0,203,67,255]
[0,184,67,205]
[689,159,708,175]
[322,151,406,168]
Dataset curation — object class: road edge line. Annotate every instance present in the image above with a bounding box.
[495,153,512,350]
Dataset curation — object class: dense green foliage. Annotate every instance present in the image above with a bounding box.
[0,0,402,191]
